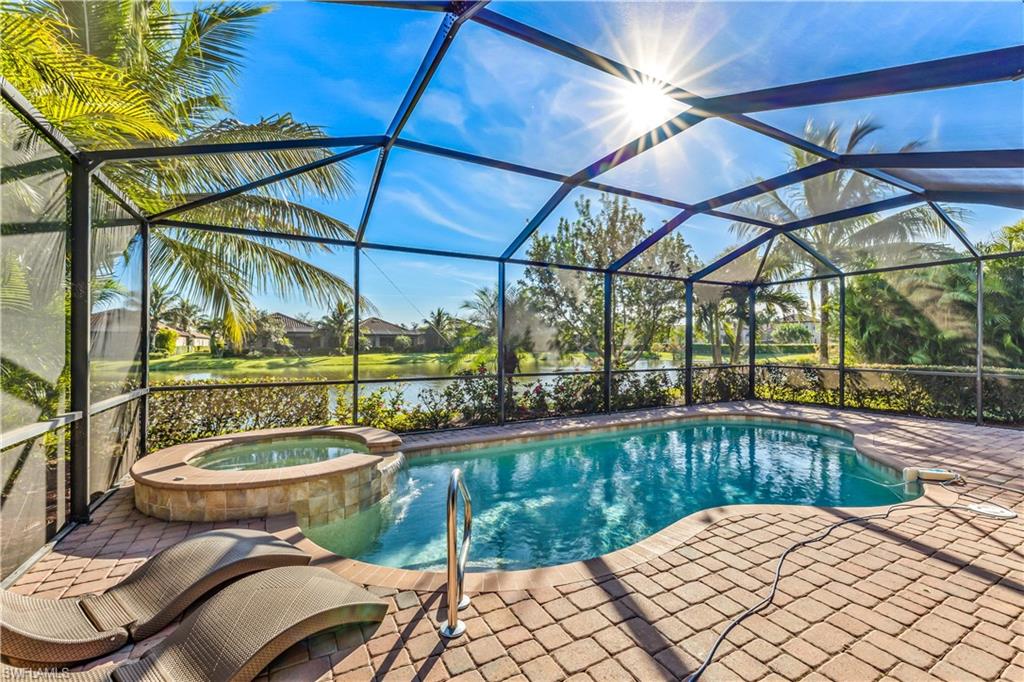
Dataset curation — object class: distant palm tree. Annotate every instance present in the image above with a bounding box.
[169,301,203,333]
[422,308,456,350]
[458,285,533,373]
[1,1,357,348]
[317,299,355,355]
[148,284,179,348]
[731,120,953,363]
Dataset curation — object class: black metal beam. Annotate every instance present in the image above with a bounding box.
[777,194,921,233]
[140,219,150,455]
[784,233,843,275]
[747,286,756,397]
[976,261,984,425]
[690,231,775,281]
[684,282,694,404]
[839,275,846,407]
[841,149,1024,169]
[69,162,91,523]
[691,160,840,213]
[502,109,708,258]
[356,4,486,242]
[609,210,692,271]
[926,190,1024,209]
[501,183,576,258]
[694,46,1024,115]
[154,218,699,282]
[610,161,839,271]
[83,135,387,163]
[603,272,613,411]
[753,236,776,282]
[471,8,701,105]
[148,144,379,221]
[929,201,980,258]
[352,247,361,423]
[497,261,507,424]
[394,138,568,183]
[396,137,696,211]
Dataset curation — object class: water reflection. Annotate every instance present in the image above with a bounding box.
[304,420,922,571]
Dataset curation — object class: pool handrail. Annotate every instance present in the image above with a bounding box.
[439,468,472,638]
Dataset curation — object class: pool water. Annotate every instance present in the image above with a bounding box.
[303,420,921,571]
[189,437,367,471]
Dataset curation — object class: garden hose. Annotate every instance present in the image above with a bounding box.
[686,476,1019,681]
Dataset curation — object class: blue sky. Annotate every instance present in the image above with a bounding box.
[225,1,1023,324]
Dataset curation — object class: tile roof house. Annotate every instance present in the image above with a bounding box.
[268,312,324,351]
[91,309,210,357]
[358,317,426,350]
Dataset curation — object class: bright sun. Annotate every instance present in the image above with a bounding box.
[619,79,680,133]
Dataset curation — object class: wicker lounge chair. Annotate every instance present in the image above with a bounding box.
[1,529,310,664]
[1,566,388,682]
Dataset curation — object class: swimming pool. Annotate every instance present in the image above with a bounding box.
[303,419,921,571]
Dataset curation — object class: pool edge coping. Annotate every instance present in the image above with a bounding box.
[267,407,955,591]
[130,424,403,491]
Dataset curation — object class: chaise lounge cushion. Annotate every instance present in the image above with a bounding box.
[1,529,310,664]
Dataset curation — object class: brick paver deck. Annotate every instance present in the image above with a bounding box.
[5,402,1022,681]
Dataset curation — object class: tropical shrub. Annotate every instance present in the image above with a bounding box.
[692,366,749,404]
[393,335,412,352]
[148,378,335,451]
[772,323,814,344]
[755,365,840,406]
[357,371,497,432]
[154,328,178,355]
[611,371,684,411]
[507,374,604,421]
[844,367,976,420]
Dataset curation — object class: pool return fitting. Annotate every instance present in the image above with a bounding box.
[687,471,1019,681]
[440,468,473,639]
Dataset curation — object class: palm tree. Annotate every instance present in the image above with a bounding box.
[148,283,178,348]
[169,300,202,333]
[422,308,455,350]
[168,299,202,350]
[317,299,355,355]
[457,285,534,373]
[731,120,954,364]
[1,1,357,348]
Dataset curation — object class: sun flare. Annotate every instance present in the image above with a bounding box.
[618,78,680,134]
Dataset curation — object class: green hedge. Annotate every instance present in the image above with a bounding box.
[147,365,1023,451]
[148,378,339,452]
[753,364,1024,425]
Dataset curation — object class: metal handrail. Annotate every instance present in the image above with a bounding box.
[439,468,472,638]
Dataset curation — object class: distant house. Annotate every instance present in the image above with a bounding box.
[90,309,209,356]
[269,312,324,351]
[252,313,443,353]
[359,317,426,350]
[157,323,210,351]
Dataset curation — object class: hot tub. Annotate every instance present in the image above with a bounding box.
[130,426,403,525]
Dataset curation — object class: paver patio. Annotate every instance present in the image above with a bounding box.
[5,402,1022,681]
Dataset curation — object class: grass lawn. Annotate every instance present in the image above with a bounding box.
[138,349,825,383]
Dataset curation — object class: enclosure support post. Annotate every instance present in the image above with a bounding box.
[684,281,694,405]
[497,261,507,425]
[603,272,613,412]
[839,276,846,408]
[353,247,361,424]
[747,286,756,399]
[69,161,92,523]
[140,220,150,456]
[976,261,983,425]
